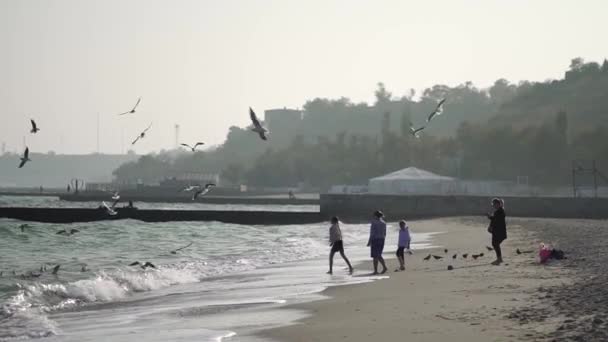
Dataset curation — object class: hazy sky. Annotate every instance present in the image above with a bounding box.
[1,0,607,155]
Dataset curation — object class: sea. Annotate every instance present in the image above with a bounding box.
[0,196,437,341]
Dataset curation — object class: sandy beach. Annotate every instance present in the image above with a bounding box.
[259,217,606,342]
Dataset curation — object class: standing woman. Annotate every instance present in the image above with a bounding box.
[367,210,388,274]
[487,198,507,265]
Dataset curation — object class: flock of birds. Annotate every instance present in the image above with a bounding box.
[421,245,533,270]
[16,100,276,207]
[17,99,270,167]
[409,98,446,138]
[3,223,196,279]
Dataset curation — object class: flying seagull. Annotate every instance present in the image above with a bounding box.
[192,183,216,200]
[486,246,494,251]
[462,253,468,259]
[170,242,193,254]
[18,147,31,168]
[249,107,269,141]
[452,253,458,259]
[131,123,152,145]
[56,228,79,236]
[180,142,205,152]
[444,249,448,254]
[432,255,443,260]
[181,185,201,193]
[426,98,447,123]
[30,119,40,133]
[109,191,120,208]
[423,254,431,261]
[102,201,118,216]
[409,124,425,138]
[52,265,60,275]
[118,97,142,116]
[129,261,156,270]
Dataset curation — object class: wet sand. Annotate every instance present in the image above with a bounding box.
[258,217,596,342]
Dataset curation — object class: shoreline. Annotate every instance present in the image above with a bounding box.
[256,217,576,342]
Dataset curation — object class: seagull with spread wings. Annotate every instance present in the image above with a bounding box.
[118,97,142,116]
[18,147,31,168]
[426,98,447,123]
[409,123,425,138]
[30,119,40,133]
[180,142,205,152]
[131,123,152,145]
[192,183,216,200]
[249,107,269,141]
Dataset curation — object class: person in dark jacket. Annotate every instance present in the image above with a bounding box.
[487,198,507,265]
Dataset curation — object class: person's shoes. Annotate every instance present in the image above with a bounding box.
[491,260,501,265]
[349,267,354,274]
[326,270,333,274]
[400,266,406,271]
[381,268,388,274]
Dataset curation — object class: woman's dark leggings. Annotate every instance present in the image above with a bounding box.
[492,239,503,259]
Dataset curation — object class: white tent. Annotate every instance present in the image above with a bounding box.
[369,167,456,195]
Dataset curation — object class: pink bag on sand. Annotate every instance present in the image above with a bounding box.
[539,243,552,264]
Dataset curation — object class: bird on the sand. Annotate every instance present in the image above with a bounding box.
[129,261,156,270]
[486,246,494,251]
[192,183,215,200]
[102,201,118,216]
[170,242,193,254]
[516,248,522,255]
[432,255,443,260]
[447,265,454,271]
[30,119,40,133]
[423,254,431,261]
[56,228,80,236]
[118,97,142,116]
[472,254,480,260]
[249,107,269,141]
[180,142,205,152]
[462,253,468,259]
[426,98,446,123]
[131,123,152,145]
[452,254,457,259]
[409,124,425,138]
[52,265,60,275]
[18,147,31,168]
[479,253,484,257]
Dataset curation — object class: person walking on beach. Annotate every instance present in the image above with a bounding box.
[395,220,411,271]
[327,216,353,274]
[367,210,388,274]
[487,198,507,265]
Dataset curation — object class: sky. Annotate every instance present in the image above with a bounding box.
[1,0,607,155]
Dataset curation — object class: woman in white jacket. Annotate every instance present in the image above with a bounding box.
[328,216,354,274]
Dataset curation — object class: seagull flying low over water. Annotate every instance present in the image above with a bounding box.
[102,201,118,216]
[18,147,31,168]
[56,228,79,236]
[249,107,269,141]
[30,119,40,133]
[118,97,142,116]
[192,183,216,200]
[170,242,193,254]
[409,124,425,138]
[129,261,156,270]
[131,123,152,145]
[426,98,446,123]
[180,142,205,152]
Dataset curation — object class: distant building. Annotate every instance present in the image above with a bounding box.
[264,108,302,133]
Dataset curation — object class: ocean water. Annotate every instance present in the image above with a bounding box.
[0,197,436,341]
